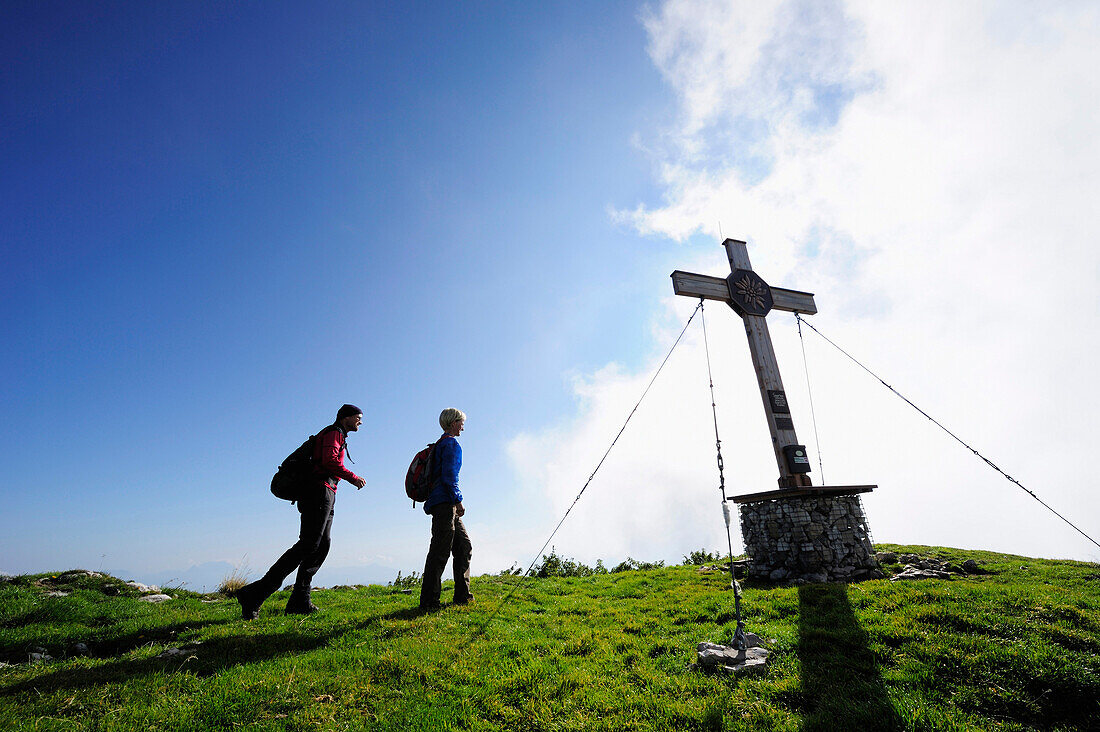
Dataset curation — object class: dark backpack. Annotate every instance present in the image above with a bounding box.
[405,439,439,506]
[270,427,337,503]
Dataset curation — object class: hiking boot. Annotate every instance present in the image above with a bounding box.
[285,591,319,615]
[236,583,264,621]
[453,594,475,606]
[418,601,442,613]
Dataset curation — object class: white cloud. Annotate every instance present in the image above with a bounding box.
[511,0,1100,565]
[506,315,767,565]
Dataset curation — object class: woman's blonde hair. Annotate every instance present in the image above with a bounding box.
[439,408,467,431]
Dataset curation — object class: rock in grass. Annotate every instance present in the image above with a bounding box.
[139,594,172,603]
[60,570,104,580]
[723,656,768,673]
[891,565,952,581]
[125,581,160,593]
[739,633,764,648]
[697,641,770,673]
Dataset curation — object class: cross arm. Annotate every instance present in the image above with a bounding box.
[670,270,730,301]
[671,270,818,315]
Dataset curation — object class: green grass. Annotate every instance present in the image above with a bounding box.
[1,545,1098,731]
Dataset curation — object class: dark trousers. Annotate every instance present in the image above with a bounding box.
[420,504,472,607]
[255,484,335,597]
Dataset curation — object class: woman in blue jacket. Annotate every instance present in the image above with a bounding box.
[420,408,473,610]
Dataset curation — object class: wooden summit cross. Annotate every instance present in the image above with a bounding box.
[672,238,876,504]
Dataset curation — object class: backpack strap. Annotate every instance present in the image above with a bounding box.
[312,422,349,457]
[311,424,351,472]
[425,435,446,484]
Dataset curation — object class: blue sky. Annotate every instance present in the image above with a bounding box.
[1,1,694,583]
[4,1,1099,588]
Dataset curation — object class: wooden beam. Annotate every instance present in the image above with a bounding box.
[731,485,876,504]
[770,287,817,315]
[671,270,818,315]
[670,270,729,302]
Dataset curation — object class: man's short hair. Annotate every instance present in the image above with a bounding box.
[439,408,466,431]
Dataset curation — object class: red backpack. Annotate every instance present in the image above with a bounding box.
[405,439,439,506]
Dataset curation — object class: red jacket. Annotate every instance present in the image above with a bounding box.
[313,426,361,491]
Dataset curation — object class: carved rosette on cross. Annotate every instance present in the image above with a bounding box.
[726,269,774,317]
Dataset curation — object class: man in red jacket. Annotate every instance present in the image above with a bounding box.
[238,404,366,619]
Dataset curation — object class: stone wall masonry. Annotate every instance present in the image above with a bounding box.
[738,494,883,583]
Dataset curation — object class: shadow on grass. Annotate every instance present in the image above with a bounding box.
[794,584,902,732]
[378,605,436,622]
[0,618,236,664]
[0,627,333,697]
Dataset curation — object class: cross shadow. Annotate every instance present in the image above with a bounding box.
[794,584,903,731]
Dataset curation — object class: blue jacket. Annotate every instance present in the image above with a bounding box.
[423,435,462,513]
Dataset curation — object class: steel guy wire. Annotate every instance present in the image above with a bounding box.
[469,300,706,637]
[795,313,826,483]
[796,315,1100,552]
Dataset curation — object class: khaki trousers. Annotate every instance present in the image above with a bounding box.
[420,503,472,607]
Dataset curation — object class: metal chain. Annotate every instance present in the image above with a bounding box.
[700,300,747,650]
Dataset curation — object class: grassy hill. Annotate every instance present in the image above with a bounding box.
[1,545,1098,731]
